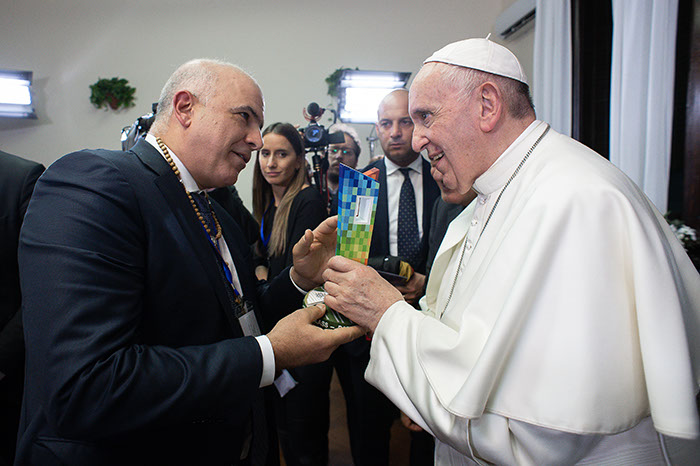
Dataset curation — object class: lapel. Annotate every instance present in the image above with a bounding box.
[213,201,257,300]
[374,159,390,253]
[130,140,242,334]
[213,200,267,332]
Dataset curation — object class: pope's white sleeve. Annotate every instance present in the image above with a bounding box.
[366,301,471,453]
[367,303,604,460]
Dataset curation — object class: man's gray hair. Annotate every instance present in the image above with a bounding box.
[424,62,535,120]
[329,123,362,157]
[150,59,253,134]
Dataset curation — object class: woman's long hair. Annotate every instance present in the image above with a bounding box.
[252,122,306,257]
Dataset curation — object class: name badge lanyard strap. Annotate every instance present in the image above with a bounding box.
[259,203,274,248]
[202,224,243,305]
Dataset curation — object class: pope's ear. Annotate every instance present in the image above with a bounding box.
[172,90,196,128]
[478,82,503,133]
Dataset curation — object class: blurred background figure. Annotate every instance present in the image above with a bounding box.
[0,151,44,466]
[326,124,361,212]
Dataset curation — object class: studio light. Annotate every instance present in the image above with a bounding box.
[0,70,36,119]
[338,70,410,124]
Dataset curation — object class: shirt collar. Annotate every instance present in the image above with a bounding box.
[145,133,202,193]
[385,154,423,177]
[472,120,546,195]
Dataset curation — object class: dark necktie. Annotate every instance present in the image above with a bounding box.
[190,191,269,465]
[397,168,420,267]
[189,191,220,239]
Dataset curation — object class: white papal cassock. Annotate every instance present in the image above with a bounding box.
[365,120,700,465]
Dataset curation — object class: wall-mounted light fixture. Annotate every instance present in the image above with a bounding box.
[337,70,411,124]
[0,70,36,119]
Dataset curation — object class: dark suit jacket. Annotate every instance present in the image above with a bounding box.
[363,157,440,274]
[0,151,44,463]
[16,140,299,465]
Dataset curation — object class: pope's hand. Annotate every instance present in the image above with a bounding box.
[267,303,364,370]
[290,216,338,291]
[322,256,403,336]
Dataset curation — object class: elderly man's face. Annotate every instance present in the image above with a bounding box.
[185,68,264,189]
[409,65,486,195]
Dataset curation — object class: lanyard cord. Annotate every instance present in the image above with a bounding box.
[259,203,274,248]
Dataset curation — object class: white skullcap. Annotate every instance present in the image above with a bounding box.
[423,37,528,85]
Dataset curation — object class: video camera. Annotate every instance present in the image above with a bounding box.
[301,102,344,149]
[120,103,157,151]
[299,102,344,203]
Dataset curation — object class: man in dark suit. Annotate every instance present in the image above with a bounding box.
[364,89,440,305]
[0,151,44,466]
[325,89,440,466]
[16,59,361,466]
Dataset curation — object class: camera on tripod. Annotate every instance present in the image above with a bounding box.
[300,102,344,150]
[299,102,344,204]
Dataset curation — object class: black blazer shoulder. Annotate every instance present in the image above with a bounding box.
[0,151,44,392]
[0,152,45,318]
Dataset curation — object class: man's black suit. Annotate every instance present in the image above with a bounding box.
[17,140,299,465]
[0,151,44,465]
[365,157,440,274]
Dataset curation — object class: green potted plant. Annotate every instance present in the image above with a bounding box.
[325,67,357,98]
[89,77,136,111]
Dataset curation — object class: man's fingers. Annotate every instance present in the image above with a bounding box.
[303,303,326,321]
[327,255,361,273]
[323,293,338,312]
[328,324,365,344]
[316,216,338,235]
[293,229,314,255]
[322,280,339,295]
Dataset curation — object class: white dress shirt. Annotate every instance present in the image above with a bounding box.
[385,155,424,257]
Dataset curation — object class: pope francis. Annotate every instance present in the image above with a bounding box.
[322,38,700,465]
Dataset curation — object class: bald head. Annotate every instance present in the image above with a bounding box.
[146,58,265,190]
[150,59,261,135]
[378,89,409,117]
[376,88,419,167]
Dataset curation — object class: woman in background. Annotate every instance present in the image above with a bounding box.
[252,122,330,466]
[252,122,327,280]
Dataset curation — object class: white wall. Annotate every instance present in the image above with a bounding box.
[0,0,533,208]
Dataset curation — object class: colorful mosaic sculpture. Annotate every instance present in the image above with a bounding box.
[335,164,380,265]
[309,164,380,329]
